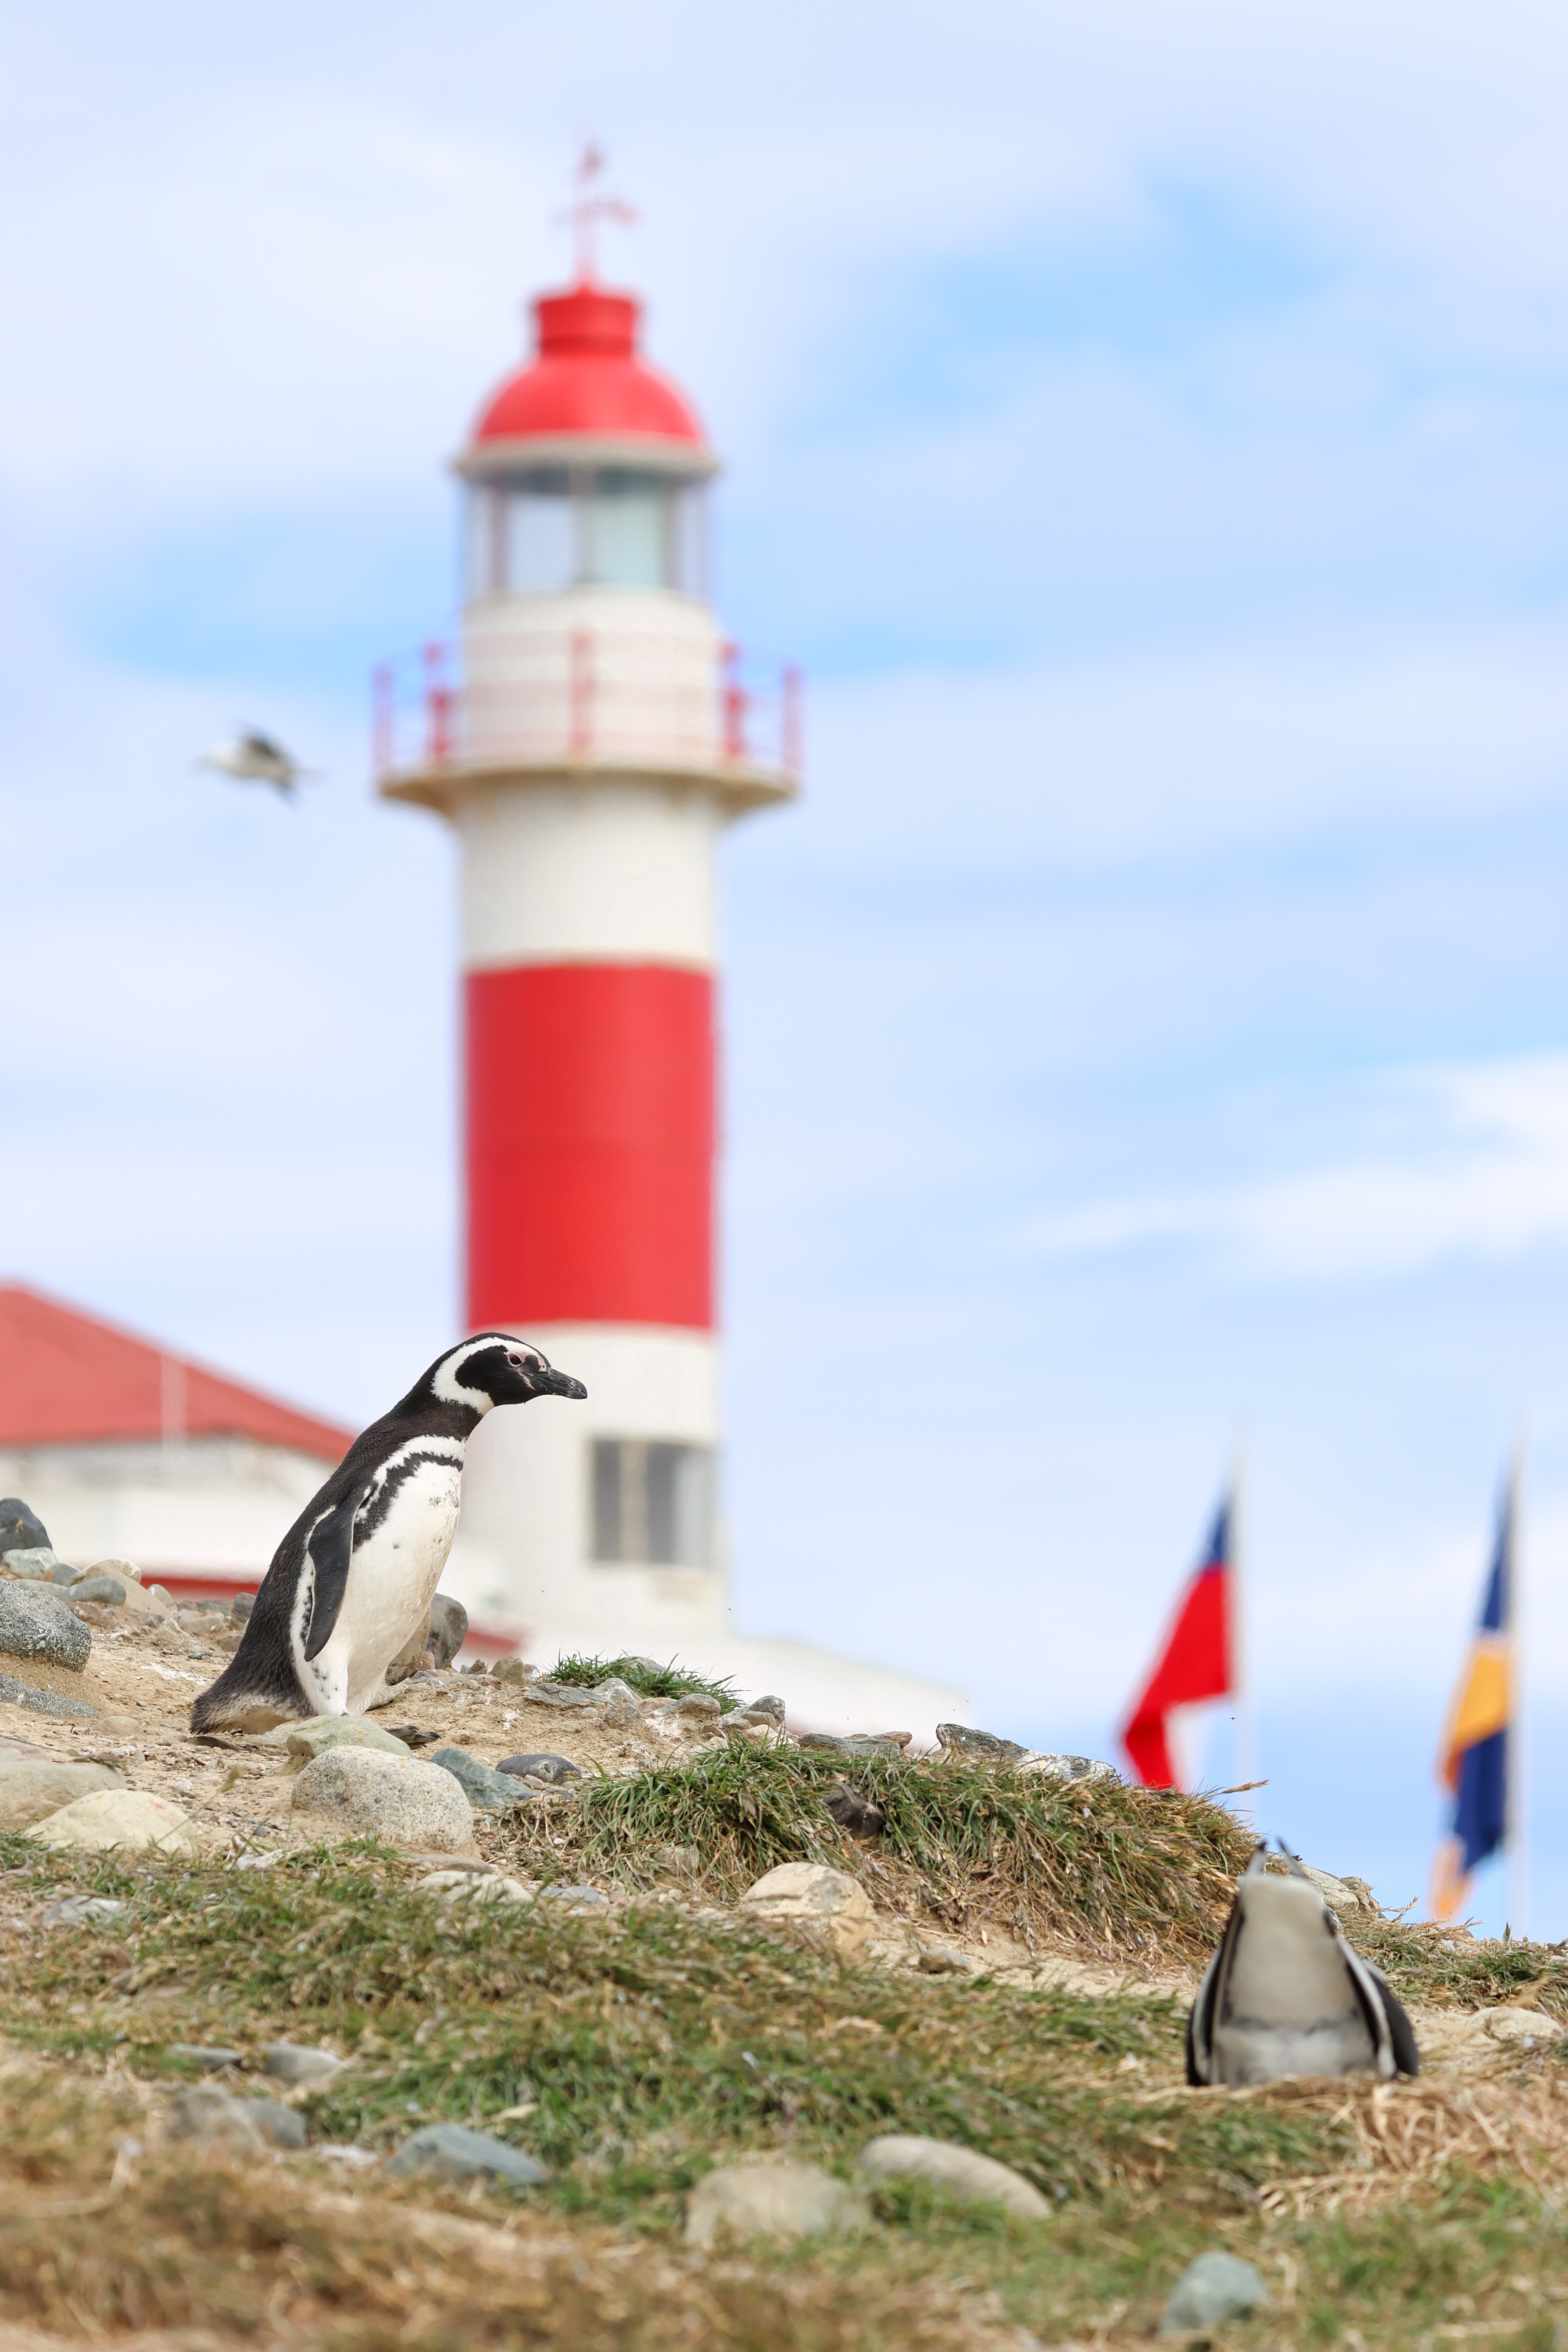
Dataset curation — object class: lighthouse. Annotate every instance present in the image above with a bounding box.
[375,182,797,1667]
[375,178,965,1736]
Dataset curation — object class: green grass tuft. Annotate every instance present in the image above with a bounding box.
[548,1651,738,1707]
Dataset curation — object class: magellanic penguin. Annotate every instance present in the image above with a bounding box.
[1187,1840,1419,2087]
[190,1336,586,1733]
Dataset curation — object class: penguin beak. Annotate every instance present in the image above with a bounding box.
[535,1364,588,1400]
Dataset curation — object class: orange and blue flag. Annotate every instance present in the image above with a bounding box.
[1429,1483,1513,1922]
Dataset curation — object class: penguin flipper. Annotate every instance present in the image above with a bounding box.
[1339,1936,1420,2078]
[1187,1948,1221,2084]
[303,1483,371,1661]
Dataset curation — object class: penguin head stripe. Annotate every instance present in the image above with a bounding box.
[426,1335,588,1413]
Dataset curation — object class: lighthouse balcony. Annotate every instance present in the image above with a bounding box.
[373,624,800,814]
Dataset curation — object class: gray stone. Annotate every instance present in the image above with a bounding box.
[2,1547,62,1579]
[244,2098,309,2149]
[799,1732,906,1761]
[167,2086,266,2153]
[261,2042,345,2088]
[430,1744,537,1810]
[290,1745,475,1851]
[746,1694,786,1723]
[282,1716,412,1764]
[496,1751,580,1785]
[1159,2252,1271,2338]
[0,1757,125,1830]
[0,1583,91,1671]
[856,2135,1051,2219]
[0,1670,99,1720]
[0,1500,50,1556]
[537,1883,609,1914]
[937,1723,1028,1765]
[489,1657,537,1687]
[69,1576,128,1608]
[385,2122,547,2188]
[676,1693,721,1721]
[739,1863,876,1953]
[28,1789,197,1855]
[685,2162,867,2248]
[41,1893,128,1928]
[168,2045,244,2070]
[384,1620,429,1686]
[1017,1751,1120,1785]
[427,1594,468,1669]
[916,1945,977,1976]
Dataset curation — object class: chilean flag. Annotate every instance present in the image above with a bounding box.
[1119,1499,1235,1788]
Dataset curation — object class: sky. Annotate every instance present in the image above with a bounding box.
[4,0,1568,1931]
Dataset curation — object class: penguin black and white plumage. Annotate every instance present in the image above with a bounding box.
[1186,1841,1419,2087]
[190,1336,586,1734]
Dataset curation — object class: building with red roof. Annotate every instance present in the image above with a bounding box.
[0,1283,351,1596]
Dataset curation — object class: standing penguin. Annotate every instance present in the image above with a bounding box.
[1187,1841,1419,2087]
[190,1336,586,1733]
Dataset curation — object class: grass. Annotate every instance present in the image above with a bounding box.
[509,1743,1254,1967]
[8,1736,1568,2352]
[548,1651,739,1708]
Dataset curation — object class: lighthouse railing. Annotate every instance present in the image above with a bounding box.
[372,630,801,789]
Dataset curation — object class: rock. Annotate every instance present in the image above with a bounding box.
[1300,1864,1377,1915]
[426,1594,467,1670]
[27,1788,199,1856]
[464,1658,489,1675]
[245,2098,309,2150]
[856,2135,1051,2219]
[537,1883,609,1914]
[429,1744,538,1810]
[746,1694,787,1722]
[739,1863,876,1953]
[262,2042,344,2087]
[167,2086,265,2154]
[916,1945,977,1976]
[0,1583,91,1671]
[290,1746,475,1851]
[0,1671,99,1721]
[2,1547,63,1579]
[799,1732,906,1761]
[168,2044,244,2069]
[385,2122,547,2188]
[282,1716,413,1765]
[90,1556,142,1584]
[676,1693,721,1722]
[496,1751,581,1785]
[685,2162,867,2248]
[1159,2252,1271,2337]
[384,1620,428,1686]
[0,1500,51,1556]
[653,1843,699,1877]
[439,1874,536,1908]
[69,1576,128,1608]
[936,1724,1028,1765]
[41,1893,128,1928]
[823,1782,886,1841]
[0,1757,125,1829]
[1017,1753,1120,1786]
[489,1657,537,1687]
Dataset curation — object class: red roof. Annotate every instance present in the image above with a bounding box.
[0,1283,353,1462]
[469,279,708,451]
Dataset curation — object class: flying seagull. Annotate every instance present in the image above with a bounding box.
[200,729,314,798]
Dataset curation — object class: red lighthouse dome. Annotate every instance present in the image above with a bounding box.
[466,280,712,461]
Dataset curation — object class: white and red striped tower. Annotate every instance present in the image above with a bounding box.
[376,185,799,1661]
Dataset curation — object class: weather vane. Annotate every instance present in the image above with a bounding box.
[557,141,636,283]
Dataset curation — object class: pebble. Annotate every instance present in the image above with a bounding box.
[1,1546,63,1579]
[1017,1752,1120,1786]
[936,1724,1028,1765]
[495,1751,580,1785]
[429,1744,539,1809]
[27,1788,199,1856]
[916,1945,977,1976]
[169,2044,244,2070]
[280,1716,413,1763]
[0,1499,51,1556]
[41,1894,128,1929]
[536,1882,608,1913]
[261,2042,344,2087]
[385,2122,547,2188]
[426,1595,468,1670]
[0,1756,125,1831]
[856,2135,1051,2219]
[685,2162,868,2248]
[489,1657,536,1687]
[676,1693,721,1721]
[0,1672,99,1720]
[246,2098,310,2150]
[167,2087,265,2154]
[738,1863,876,1953]
[0,1583,91,1671]
[440,1874,536,1908]
[1159,2252,1271,2337]
[290,1746,475,1851]
[69,1576,128,1608]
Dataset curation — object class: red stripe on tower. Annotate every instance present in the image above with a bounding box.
[466,963,715,1332]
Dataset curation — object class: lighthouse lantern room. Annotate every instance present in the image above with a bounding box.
[375,184,799,1665]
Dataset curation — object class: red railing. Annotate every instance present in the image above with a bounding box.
[372,629,802,788]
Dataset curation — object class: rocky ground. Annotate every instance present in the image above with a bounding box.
[3,1559,1568,2350]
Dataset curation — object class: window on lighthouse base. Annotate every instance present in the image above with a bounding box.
[591,1438,715,1569]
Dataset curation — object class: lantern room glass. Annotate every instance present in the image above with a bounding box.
[466,467,708,599]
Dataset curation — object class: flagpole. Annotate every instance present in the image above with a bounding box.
[1507,1430,1529,1940]
[1230,1426,1257,1817]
